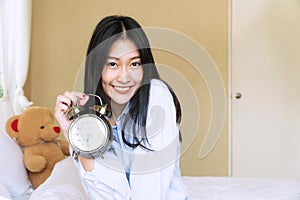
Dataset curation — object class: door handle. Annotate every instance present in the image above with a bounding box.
[234,92,242,99]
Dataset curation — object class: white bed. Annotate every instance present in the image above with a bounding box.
[3,157,300,200]
[1,130,300,200]
[182,176,300,200]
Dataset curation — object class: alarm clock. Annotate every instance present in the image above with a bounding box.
[67,94,112,160]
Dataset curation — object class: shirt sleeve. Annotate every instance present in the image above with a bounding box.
[73,149,131,200]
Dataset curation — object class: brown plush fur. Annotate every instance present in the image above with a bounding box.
[5,106,70,189]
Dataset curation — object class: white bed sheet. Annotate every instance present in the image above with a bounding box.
[182,176,300,200]
[3,156,300,200]
[7,176,300,200]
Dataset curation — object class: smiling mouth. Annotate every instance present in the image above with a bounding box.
[112,85,132,93]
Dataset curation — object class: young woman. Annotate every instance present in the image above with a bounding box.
[55,15,188,200]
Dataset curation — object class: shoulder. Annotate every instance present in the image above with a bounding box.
[150,78,167,87]
[150,78,168,89]
[147,79,176,120]
[145,79,179,150]
[149,79,172,99]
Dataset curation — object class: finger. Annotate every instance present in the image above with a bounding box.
[65,91,87,106]
[56,93,72,106]
[79,95,89,105]
[56,96,72,113]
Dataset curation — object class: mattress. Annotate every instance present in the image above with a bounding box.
[182,176,300,200]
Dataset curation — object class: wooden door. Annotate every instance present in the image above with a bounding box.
[231,0,300,179]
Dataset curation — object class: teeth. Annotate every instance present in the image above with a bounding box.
[114,86,130,91]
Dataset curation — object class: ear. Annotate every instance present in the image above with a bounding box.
[48,108,55,122]
[5,116,20,139]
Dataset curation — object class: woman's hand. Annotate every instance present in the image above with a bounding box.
[55,92,94,171]
[55,91,89,140]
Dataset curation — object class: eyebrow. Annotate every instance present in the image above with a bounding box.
[106,56,141,60]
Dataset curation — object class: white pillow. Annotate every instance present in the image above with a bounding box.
[0,181,11,199]
[29,156,89,200]
[0,130,33,198]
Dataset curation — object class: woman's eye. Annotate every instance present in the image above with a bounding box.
[107,62,117,67]
[131,62,141,67]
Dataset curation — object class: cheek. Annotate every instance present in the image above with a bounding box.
[102,69,116,84]
[101,71,112,94]
[131,68,143,83]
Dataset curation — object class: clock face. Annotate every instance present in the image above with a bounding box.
[69,115,109,152]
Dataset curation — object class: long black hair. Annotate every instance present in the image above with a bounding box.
[84,15,181,149]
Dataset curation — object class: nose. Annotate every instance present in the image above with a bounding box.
[53,126,61,134]
[117,66,129,83]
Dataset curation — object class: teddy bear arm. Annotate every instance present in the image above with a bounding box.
[57,139,70,156]
[24,150,47,172]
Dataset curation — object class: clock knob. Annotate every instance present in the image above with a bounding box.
[67,105,85,120]
[93,104,112,118]
[67,96,85,120]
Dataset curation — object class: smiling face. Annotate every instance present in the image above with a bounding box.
[101,38,143,111]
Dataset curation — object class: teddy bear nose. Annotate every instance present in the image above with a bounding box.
[53,126,60,134]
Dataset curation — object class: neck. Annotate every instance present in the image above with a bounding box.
[109,101,126,125]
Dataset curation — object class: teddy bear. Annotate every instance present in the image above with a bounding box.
[5,106,70,189]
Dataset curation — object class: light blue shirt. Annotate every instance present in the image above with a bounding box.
[74,79,188,200]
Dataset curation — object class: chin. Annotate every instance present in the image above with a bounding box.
[110,91,137,105]
[110,97,131,106]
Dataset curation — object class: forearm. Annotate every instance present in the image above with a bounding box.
[73,150,131,200]
[79,156,94,171]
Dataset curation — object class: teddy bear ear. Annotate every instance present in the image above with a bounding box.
[5,115,20,139]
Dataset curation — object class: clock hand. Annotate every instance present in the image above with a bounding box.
[86,133,91,144]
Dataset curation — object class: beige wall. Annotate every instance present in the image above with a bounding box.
[27,0,228,176]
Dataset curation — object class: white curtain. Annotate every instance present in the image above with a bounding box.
[0,0,33,131]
